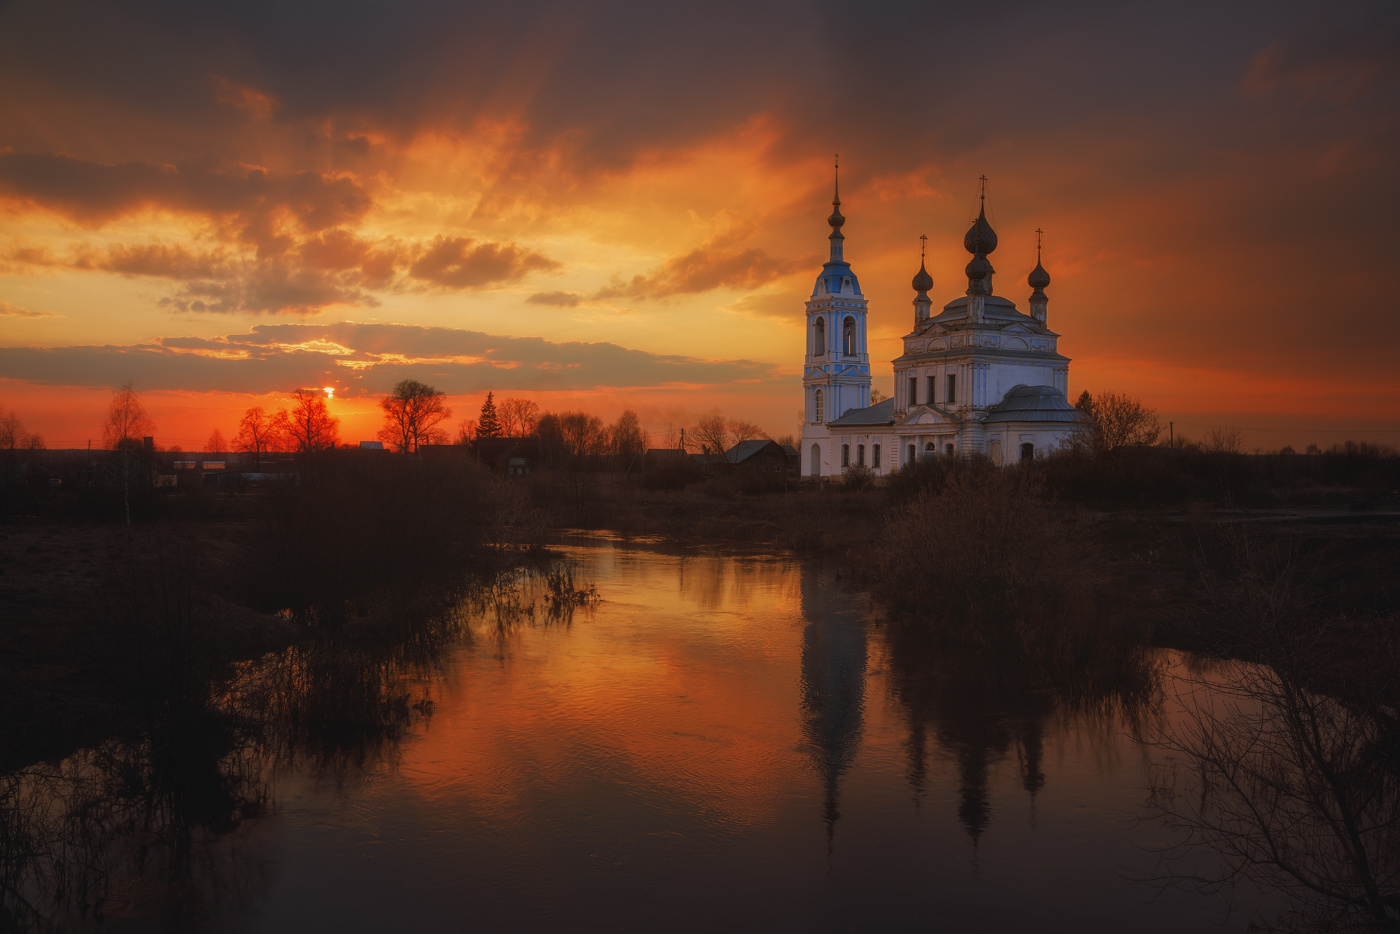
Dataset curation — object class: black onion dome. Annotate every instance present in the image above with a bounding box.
[1028,260,1050,289]
[828,200,845,229]
[963,205,998,255]
[912,259,933,292]
[966,253,993,280]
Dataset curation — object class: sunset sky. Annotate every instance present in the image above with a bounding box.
[1,0,1397,450]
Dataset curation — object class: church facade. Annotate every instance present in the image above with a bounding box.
[801,174,1085,478]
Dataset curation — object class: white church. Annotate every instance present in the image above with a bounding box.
[800,171,1086,478]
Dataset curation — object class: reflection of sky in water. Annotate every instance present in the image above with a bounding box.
[102,537,1281,933]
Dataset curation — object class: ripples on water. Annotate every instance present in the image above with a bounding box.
[2,536,1314,932]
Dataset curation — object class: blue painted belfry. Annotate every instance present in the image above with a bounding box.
[801,156,872,478]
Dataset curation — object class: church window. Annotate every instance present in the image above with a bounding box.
[814,389,823,424]
[857,444,865,467]
[927,375,936,406]
[1021,442,1035,461]
[923,442,935,460]
[841,444,850,468]
[873,444,881,468]
[842,317,855,355]
[907,444,915,465]
[814,317,826,356]
[947,373,957,404]
[908,376,917,405]
[945,443,955,457]
[810,444,820,475]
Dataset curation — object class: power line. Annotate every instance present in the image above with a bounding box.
[1170,421,1400,434]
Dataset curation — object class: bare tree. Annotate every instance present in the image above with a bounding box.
[692,414,732,459]
[1074,390,1161,455]
[1145,529,1400,932]
[0,407,41,450]
[205,428,226,454]
[102,383,155,524]
[274,390,339,453]
[235,406,276,468]
[1202,426,1244,454]
[871,387,889,404]
[499,398,540,438]
[729,420,764,443]
[456,418,478,444]
[377,379,452,453]
[609,410,648,474]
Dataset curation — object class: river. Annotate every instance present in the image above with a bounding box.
[7,534,1286,932]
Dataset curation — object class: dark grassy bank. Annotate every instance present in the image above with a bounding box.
[0,452,538,773]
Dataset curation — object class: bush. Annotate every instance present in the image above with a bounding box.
[870,468,1133,673]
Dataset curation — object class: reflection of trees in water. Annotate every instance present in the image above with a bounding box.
[1,722,267,931]
[0,560,594,930]
[884,622,1160,844]
[797,565,867,849]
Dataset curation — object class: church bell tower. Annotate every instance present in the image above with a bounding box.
[802,158,871,440]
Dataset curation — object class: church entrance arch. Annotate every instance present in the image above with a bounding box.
[810,444,821,476]
[923,441,935,460]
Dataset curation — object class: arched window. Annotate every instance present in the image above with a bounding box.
[813,317,826,356]
[814,389,824,424]
[856,444,865,467]
[873,444,881,469]
[907,444,915,465]
[989,441,1003,466]
[923,442,935,460]
[1021,442,1035,461]
[841,444,850,468]
[842,316,855,355]
[945,443,955,457]
[810,444,821,476]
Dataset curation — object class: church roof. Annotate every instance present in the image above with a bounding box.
[827,397,895,427]
[983,385,1087,424]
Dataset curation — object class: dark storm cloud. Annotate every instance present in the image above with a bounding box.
[3,229,560,314]
[0,152,371,238]
[526,291,582,307]
[595,238,810,301]
[408,237,559,289]
[0,324,776,394]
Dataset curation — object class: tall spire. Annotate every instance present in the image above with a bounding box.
[826,154,846,263]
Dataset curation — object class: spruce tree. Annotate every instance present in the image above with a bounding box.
[477,391,502,438]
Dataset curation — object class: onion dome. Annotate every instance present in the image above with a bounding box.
[1028,260,1050,289]
[965,253,993,280]
[963,204,998,255]
[912,258,933,293]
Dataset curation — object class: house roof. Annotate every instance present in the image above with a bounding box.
[827,397,896,427]
[727,439,782,463]
[983,384,1088,424]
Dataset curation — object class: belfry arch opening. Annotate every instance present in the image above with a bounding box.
[813,317,826,356]
[814,389,824,424]
[842,316,855,355]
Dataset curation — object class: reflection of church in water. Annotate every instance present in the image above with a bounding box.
[798,566,1049,845]
[800,168,1086,477]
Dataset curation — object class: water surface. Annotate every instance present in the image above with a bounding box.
[27,536,1282,932]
